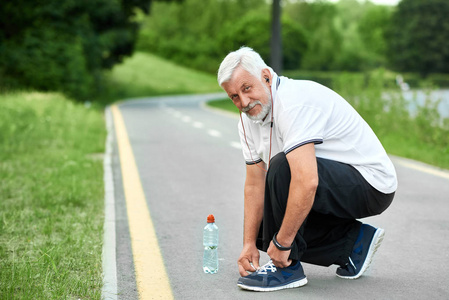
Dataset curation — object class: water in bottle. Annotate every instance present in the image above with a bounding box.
[203,214,219,274]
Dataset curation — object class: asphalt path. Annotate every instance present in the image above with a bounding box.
[105,93,449,299]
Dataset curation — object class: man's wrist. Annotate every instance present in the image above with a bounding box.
[243,239,257,247]
[272,232,294,251]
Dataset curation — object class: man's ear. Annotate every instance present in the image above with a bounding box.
[261,68,272,86]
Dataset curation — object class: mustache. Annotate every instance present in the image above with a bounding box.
[241,101,262,112]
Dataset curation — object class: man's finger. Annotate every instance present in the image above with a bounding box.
[238,263,250,277]
[252,259,260,270]
[249,262,257,271]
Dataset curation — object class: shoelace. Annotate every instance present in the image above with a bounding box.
[257,260,277,274]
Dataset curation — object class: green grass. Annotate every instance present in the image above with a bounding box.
[97,52,222,105]
[333,71,449,169]
[207,98,239,114]
[0,92,106,299]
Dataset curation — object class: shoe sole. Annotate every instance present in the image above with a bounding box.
[237,277,308,292]
[336,228,385,280]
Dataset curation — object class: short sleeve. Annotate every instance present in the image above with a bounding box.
[238,119,263,165]
[279,105,325,154]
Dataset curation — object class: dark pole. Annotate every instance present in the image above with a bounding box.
[270,0,282,74]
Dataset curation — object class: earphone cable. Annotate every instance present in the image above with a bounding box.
[239,83,275,173]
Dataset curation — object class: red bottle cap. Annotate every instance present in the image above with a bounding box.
[207,214,215,223]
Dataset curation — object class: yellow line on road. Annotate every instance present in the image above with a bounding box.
[111,105,174,300]
[394,157,449,180]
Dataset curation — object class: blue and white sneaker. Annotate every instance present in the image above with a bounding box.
[237,260,308,292]
[336,224,385,279]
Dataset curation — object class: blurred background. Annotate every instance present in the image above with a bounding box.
[6,0,444,163]
[1,0,449,100]
[1,1,448,298]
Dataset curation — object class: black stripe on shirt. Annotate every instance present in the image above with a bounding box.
[245,158,263,165]
[284,139,323,154]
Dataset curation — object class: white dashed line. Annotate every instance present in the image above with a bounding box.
[163,106,174,114]
[230,141,242,149]
[168,112,239,150]
[192,121,204,129]
[208,129,222,137]
[181,116,191,123]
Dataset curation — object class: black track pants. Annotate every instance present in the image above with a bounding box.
[255,152,395,267]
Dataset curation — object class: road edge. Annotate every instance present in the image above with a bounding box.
[102,106,118,300]
[390,155,449,180]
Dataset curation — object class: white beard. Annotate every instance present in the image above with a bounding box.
[243,86,272,121]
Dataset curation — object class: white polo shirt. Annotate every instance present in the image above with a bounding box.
[238,74,398,194]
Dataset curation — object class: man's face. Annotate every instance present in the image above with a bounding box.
[221,67,271,121]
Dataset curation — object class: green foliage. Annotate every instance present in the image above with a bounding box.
[137,0,307,73]
[284,69,449,90]
[358,4,391,67]
[284,0,394,72]
[96,52,222,105]
[208,98,240,115]
[386,0,449,75]
[218,12,308,71]
[1,27,92,98]
[137,0,263,73]
[135,0,448,75]
[333,70,449,168]
[0,92,105,298]
[0,0,152,99]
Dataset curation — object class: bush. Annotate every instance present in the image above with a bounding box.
[0,27,92,99]
[217,13,308,71]
[136,0,308,73]
[0,0,151,100]
[386,0,449,75]
[332,69,449,168]
[284,69,449,89]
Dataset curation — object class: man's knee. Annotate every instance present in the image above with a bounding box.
[267,152,290,186]
[265,152,292,207]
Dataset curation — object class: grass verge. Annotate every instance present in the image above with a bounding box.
[96,51,222,105]
[0,92,106,299]
[0,53,223,299]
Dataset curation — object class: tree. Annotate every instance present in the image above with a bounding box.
[136,0,266,73]
[217,12,308,71]
[285,0,342,71]
[136,0,306,73]
[386,0,449,75]
[358,4,392,68]
[271,0,282,73]
[0,0,174,99]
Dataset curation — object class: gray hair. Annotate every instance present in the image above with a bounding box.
[217,46,273,87]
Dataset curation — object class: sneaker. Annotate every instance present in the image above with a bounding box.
[336,224,385,279]
[237,260,308,292]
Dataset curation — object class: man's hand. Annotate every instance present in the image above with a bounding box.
[267,240,292,268]
[237,244,261,276]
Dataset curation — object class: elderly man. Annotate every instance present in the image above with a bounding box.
[217,47,397,292]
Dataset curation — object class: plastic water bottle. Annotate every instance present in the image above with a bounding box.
[203,214,219,274]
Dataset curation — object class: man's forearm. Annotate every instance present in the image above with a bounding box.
[243,184,264,245]
[276,143,318,248]
[276,179,316,247]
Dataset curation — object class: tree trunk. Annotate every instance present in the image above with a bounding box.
[270,0,282,74]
